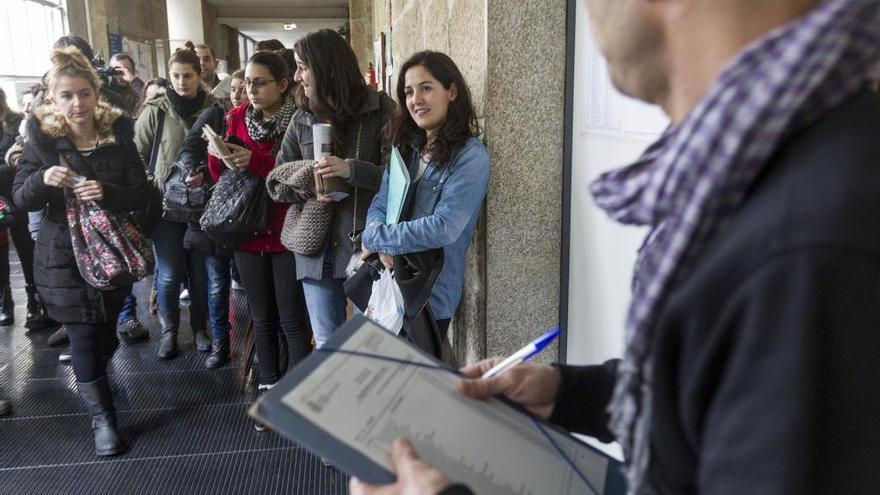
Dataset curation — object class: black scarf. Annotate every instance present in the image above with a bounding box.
[166,87,206,120]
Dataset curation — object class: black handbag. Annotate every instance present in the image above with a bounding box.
[162,161,208,223]
[131,108,165,236]
[199,169,268,246]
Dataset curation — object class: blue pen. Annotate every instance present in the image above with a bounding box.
[481,327,561,379]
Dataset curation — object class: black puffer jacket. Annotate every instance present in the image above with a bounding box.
[13,102,149,323]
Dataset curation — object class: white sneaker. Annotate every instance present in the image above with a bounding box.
[179,289,190,303]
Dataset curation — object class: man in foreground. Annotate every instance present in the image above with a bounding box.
[352,0,880,493]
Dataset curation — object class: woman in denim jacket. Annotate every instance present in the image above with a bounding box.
[362,51,490,336]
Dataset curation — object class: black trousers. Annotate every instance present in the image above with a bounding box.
[234,250,312,384]
[0,219,35,287]
[66,291,127,382]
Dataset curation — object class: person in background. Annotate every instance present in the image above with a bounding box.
[53,36,128,112]
[229,69,247,108]
[112,53,144,94]
[14,47,149,456]
[135,47,214,360]
[108,53,142,115]
[194,43,230,103]
[134,77,167,119]
[255,39,285,52]
[206,49,311,425]
[352,0,880,494]
[362,51,490,340]
[175,68,244,369]
[0,87,48,329]
[277,29,394,348]
[107,58,149,342]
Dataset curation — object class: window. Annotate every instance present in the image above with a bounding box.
[0,0,68,78]
[238,33,255,66]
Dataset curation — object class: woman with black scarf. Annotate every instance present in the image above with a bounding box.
[134,47,214,360]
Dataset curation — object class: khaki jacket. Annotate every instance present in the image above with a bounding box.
[133,87,214,191]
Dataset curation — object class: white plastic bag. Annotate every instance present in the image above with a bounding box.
[365,269,405,335]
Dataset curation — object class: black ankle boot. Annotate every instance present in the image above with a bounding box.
[77,376,126,456]
[205,338,229,369]
[0,286,13,326]
[190,311,211,353]
[24,284,53,330]
[157,312,180,360]
[0,399,11,416]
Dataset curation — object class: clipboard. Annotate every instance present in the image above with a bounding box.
[250,315,627,495]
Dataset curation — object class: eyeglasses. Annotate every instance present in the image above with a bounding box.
[244,78,276,88]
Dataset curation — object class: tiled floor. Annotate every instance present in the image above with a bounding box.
[0,252,347,494]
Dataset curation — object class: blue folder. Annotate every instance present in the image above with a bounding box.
[385,146,410,225]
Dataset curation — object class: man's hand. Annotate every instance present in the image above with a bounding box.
[350,438,450,495]
[458,358,562,419]
[316,155,351,179]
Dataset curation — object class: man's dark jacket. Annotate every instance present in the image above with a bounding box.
[548,88,880,495]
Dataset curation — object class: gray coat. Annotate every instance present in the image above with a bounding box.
[276,88,395,280]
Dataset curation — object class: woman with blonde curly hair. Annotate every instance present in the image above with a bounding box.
[13,47,150,456]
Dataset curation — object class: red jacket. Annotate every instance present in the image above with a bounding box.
[207,103,289,253]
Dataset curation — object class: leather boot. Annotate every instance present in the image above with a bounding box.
[157,311,180,360]
[77,376,126,456]
[24,284,54,330]
[0,399,10,416]
[190,311,211,353]
[0,286,13,326]
[204,338,229,369]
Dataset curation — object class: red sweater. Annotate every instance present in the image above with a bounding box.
[207,103,289,253]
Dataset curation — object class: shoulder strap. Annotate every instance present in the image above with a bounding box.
[148,109,165,178]
[57,144,97,179]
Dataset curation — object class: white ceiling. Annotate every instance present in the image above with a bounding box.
[209,0,348,48]
[209,0,346,6]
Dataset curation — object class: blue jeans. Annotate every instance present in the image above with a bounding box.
[301,257,347,348]
[205,253,231,341]
[116,293,138,323]
[152,220,207,317]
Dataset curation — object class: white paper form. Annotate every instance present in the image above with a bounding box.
[281,320,610,495]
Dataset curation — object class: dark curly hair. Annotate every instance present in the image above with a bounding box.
[386,51,480,168]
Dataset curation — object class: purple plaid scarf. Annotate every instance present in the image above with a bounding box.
[590,1,880,492]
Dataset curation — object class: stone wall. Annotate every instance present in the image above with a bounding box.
[484,0,567,361]
[64,0,169,77]
[350,0,374,72]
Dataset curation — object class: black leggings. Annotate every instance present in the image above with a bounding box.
[234,250,311,385]
[0,219,35,287]
[66,292,126,383]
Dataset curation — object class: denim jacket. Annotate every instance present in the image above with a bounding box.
[363,137,491,319]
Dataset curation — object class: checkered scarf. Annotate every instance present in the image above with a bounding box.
[245,94,295,143]
[590,1,880,492]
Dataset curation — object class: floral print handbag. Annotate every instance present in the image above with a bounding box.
[59,149,155,290]
[66,195,156,290]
